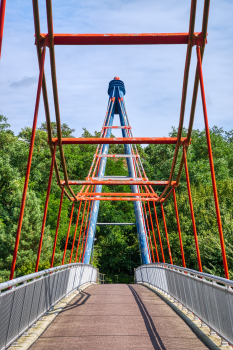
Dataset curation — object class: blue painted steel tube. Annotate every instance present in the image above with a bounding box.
[83,90,115,264]
[117,88,150,265]
[84,79,150,264]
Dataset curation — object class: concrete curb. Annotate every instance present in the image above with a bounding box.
[8,282,95,350]
[140,282,231,350]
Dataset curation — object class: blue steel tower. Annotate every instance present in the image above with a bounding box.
[83,77,151,265]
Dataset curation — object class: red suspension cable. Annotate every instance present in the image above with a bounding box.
[160,203,173,264]
[10,46,46,280]
[35,145,56,272]
[196,45,229,279]
[69,201,82,263]
[183,146,202,272]
[62,202,75,265]
[172,187,186,267]
[51,187,64,268]
[152,202,165,263]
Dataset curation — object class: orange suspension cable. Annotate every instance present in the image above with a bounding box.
[152,202,165,263]
[69,200,82,263]
[51,187,64,268]
[74,201,87,263]
[35,145,56,272]
[142,196,155,263]
[197,45,229,279]
[79,197,92,262]
[62,201,75,265]
[147,200,160,262]
[173,187,186,267]
[10,46,46,279]
[183,146,202,272]
[160,203,173,264]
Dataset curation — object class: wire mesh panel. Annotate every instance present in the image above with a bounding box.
[0,264,97,350]
[135,263,233,345]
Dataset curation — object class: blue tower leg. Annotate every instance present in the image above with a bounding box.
[83,78,150,265]
[83,91,115,264]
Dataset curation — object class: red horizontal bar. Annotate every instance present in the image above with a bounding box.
[72,196,159,202]
[60,180,176,186]
[77,192,158,197]
[103,126,131,129]
[39,33,203,47]
[52,137,186,145]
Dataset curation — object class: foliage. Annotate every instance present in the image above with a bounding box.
[0,114,233,281]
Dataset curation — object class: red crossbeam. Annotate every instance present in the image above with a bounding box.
[51,137,186,145]
[60,180,176,186]
[77,192,158,198]
[71,197,159,202]
[39,32,203,47]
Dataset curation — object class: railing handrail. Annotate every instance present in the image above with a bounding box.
[0,263,95,292]
[136,263,233,288]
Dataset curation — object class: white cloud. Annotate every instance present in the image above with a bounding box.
[0,0,232,137]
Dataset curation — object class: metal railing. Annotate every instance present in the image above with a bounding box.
[0,263,97,350]
[135,263,233,346]
[98,273,105,284]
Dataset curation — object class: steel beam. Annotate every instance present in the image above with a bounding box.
[51,137,187,145]
[39,32,204,47]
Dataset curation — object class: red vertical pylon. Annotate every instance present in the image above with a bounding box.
[196,45,229,279]
[62,202,75,265]
[10,46,46,280]
[35,145,56,272]
[160,203,173,264]
[51,187,64,268]
[183,146,202,272]
[173,187,186,267]
[0,0,6,58]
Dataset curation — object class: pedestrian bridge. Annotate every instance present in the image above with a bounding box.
[1,263,232,349]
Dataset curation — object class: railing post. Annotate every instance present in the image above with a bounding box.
[196,45,229,279]
[10,46,46,280]
[172,187,186,267]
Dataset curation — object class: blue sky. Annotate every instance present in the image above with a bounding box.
[0,0,232,138]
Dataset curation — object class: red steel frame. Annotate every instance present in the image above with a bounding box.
[8,0,229,280]
[0,0,6,58]
[62,202,75,265]
[35,145,56,272]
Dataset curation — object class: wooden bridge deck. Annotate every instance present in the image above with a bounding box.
[31,284,209,350]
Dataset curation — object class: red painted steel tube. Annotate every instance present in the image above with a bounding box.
[173,187,186,267]
[75,201,87,262]
[82,187,94,261]
[70,196,159,202]
[147,201,159,262]
[51,187,64,268]
[0,0,6,58]
[9,46,46,280]
[61,180,175,186]
[35,145,56,272]
[79,199,91,262]
[39,32,203,47]
[160,203,173,264]
[69,201,82,263]
[52,137,187,145]
[62,202,75,265]
[77,192,158,198]
[152,202,165,263]
[142,200,155,263]
[196,45,229,279]
[183,146,202,272]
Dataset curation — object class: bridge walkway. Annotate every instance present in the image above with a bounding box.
[31,284,209,350]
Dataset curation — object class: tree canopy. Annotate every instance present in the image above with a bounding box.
[0,115,233,282]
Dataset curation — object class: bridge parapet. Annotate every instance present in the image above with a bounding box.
[0,264,97,350]
[135,263,233,346]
